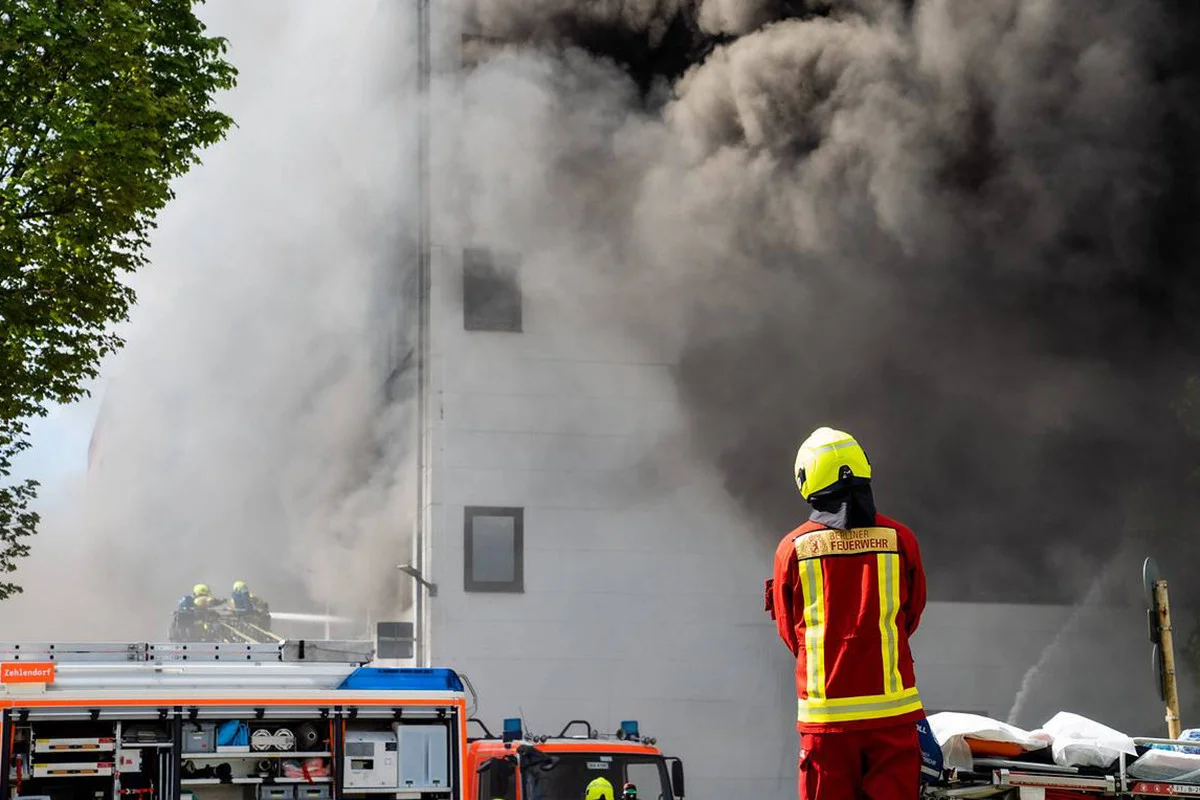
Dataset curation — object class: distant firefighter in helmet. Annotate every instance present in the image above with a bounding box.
[231,581,253,612]
[766,427,927,800]
[191,583,215,609]
[584,777,614,800]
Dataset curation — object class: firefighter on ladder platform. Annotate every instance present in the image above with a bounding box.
[766,427,927,800]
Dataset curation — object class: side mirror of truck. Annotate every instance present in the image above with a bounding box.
[668,757,685,798]
[516,744,559,772]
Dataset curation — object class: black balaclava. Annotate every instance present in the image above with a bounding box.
[808,480,877,530]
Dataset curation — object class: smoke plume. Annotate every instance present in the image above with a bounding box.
[4,0,1200,735]
[456,0,1200,608]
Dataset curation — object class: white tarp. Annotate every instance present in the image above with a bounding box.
[1032,712,1137,768]
[927,712,1048,771]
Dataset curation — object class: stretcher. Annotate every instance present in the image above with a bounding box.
[923,717,1200,799]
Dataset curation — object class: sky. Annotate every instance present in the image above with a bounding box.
[12,391,101,501]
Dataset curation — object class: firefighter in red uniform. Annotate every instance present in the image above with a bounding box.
[766,427,927,800]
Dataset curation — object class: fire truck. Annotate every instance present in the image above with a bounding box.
[465,719,684,800]
[0,641,469,800]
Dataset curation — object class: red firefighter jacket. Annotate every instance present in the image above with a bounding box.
[766,513,927,732]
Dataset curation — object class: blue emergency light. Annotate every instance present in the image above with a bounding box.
[620,720,639,739]
[502,717,523,742]
[337,667,464,692]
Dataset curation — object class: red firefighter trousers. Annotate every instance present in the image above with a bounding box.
[798,722,920,800]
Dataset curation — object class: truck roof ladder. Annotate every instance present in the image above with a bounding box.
[0,640,375,664]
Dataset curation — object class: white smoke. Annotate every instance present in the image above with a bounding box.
[0,0,418,639]
[1006,542,1158,732]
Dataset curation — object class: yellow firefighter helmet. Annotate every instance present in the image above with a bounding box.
[794,427,871,500]
[232,581,247,592]
[193,583,211,597]
[585,777,615,800]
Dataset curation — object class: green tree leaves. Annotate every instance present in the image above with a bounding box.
[0,0,237,597]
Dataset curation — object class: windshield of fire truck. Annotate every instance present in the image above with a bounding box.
[522,753,670,800]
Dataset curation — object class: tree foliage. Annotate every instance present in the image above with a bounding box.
[0,0,236,596]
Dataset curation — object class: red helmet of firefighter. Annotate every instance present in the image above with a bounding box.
[767,426,928,800]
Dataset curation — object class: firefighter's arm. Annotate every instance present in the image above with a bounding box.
[902,528,927,636]
[771,540,800,656]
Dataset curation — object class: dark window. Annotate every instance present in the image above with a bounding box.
[461,32,507,73]
[478,765,517,800]
[464,507,524,593]
[463,247,521,332]
[376,621,414,659]
[518,754,670,800]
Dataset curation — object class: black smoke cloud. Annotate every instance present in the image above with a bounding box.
[460,0,1200,604]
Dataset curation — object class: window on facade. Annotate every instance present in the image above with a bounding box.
[464,507,524,593]
[463,247,522,332]
[375,621,414,659]
[460,32,506,72]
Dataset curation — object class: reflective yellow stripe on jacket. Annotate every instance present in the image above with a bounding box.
[794,527,922,724]
[799,687,923,724]
[799,557,825,701]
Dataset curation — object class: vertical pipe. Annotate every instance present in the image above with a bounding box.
[171,709,182,800]
[0,710,12,800]
[414,0,432,668]
[113,720,122,799]
[333,716,346,800]
[1155,579,1183,738]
